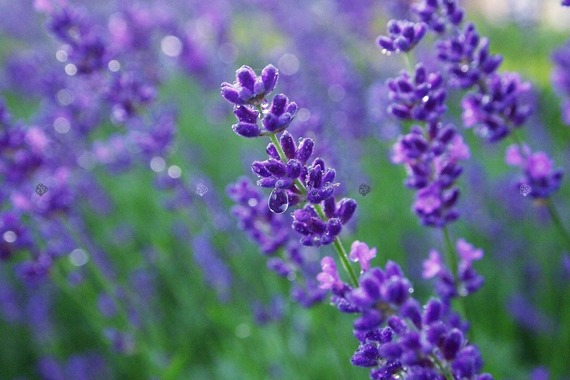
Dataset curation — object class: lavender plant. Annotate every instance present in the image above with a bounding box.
[221,64,492,379]
[382,0,570,246]
[1,0,570,378]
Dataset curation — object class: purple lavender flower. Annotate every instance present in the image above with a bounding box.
[47,5,108,75]
[505,144,563,199]
[436,23,502,89]
[462,73,532,142]
[105,71,156,123]
[386,64,447,122]
[317,256,492,379]
[377,20,427,54]
[349,241,377,272]
[292,196,356,247]
[413,0,464,33]
[423,239,485,300]
[391,123,470,227]
[227,177,290,254]
[220,65,278,106]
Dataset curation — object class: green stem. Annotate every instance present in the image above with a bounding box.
[268,133,358,287]
[546,199,570,251]
[442,227,458,278]
[403,52,414,72]
[442,226,467,321]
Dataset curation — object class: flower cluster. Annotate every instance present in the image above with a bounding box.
[391,122,470,227]
[423,239,485,301]
[412,0,464,33]
[47,5,108,75]
[505,144,564,199]
[222,65,357,247]
[221,65,298,137]
[386,64,447,122]
[377,20,427,54]
[317,251,491,379]
[386,61,470,227]
[436,23,502,89]
[227,178,327,307]
[227,177,290,254]
[461,73,532,142]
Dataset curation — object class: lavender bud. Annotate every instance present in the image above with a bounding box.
[280,131,296,159]
[232,122,261,138]
[296,138,314,164]
[261,64,278,93]
[337,198,357,224]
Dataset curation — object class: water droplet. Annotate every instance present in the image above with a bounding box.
[268,188,289,214]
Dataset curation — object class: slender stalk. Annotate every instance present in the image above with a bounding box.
[403,52,414,72]
[546,199,570,250]
[442,226,467,320]
[268,133,359,287]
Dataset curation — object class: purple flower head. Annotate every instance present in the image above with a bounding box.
[228,94,297,138]
[340,259,491,378]
[47,5,108,74]
[262,94,298,133]
[292,205,341,247]
[413,0,464,33]
[422,249,443,279]
[392,124,467,227]
[563,0,570,6]
[0,123,45,185]
[316,256,344,291]
[106,71,156,123]
[423,239,484,300]
[221,64,278,106]
[505,144,563,199]
[377,20,427,54]
[386,64,447,122]
[462,73,532,142]
[227,177,290,254]
[349,240,377,272]
[436,23,502,89]
[220,65,298,137]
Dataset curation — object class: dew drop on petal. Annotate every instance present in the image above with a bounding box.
[268,188,289,214]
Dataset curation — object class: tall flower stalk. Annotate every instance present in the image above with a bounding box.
[221,64,492,379]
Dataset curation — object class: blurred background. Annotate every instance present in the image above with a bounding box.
[0,0,569,379]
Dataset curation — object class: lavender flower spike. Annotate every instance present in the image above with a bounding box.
[505,144,563,199]
[221,64,278,106]
[377,20,427,54]
[223,65,297,138]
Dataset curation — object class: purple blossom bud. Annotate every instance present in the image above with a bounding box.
[261,64,278,93]
[337,198,357,224]
[442,329,463,360]
[379,342,403,359]
[296,138,314,164]
[232,122,261,138]
[349,241,377,272]
[280,131,296,159]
